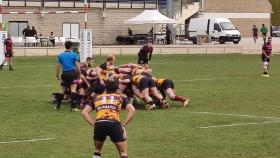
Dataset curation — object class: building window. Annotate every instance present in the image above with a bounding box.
[9,21,28,37]
[63,23,80,39]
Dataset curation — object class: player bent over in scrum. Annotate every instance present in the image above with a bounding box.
[82,80,135,158]
[155,78,190,107]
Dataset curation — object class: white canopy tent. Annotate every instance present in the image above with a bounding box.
[124,10,175,44]
[124,10,175,24]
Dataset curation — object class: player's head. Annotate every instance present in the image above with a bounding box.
[106,79,118,93]
[267,37,272,44]
[65,41,73,50]
[262,24,265,27]
[106,54,115,65]
[7,34,11,38]
[253,25,256,27]
[86,57,93,67]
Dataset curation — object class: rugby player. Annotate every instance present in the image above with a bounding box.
[252,25,258,44]
[155,78,189,107]
[132,72,167,110]
[138,42,153,69]
[0,34,14,71]
[55,41,81,111]
[261,37,273,77]
[82,79,135,158]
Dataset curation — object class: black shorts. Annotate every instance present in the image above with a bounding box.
[262,33,267,37]
[5,51,13,57]
[61,71,77,87]
[253,34,258,37]
[139,77,155,92]
[138,58,149,64]
[162,79,174,90]
[94,121,125,143]
[261,54,270,62]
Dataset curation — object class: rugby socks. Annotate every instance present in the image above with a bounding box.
[93,152,101,158]
[70,92,78,108]
[54,93,64,108]
[0,64,3,70]
[172,96,185,102]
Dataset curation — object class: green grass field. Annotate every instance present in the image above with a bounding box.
[1,54,280,158]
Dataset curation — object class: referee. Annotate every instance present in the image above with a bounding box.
[56,41,81,111]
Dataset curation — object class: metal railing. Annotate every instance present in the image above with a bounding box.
[4,0,159,9]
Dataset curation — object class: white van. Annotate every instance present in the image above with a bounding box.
[188,18,241,44]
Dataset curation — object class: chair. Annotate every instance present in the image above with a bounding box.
[26,37,38,47]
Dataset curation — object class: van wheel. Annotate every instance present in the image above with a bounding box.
[233,41,239,44]
[219,38,225,44]
[273,33,277,37]
[192,38,197,44]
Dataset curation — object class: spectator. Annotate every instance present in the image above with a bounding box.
[31,26,38,38]
[128,28,133,36]
[166,27,171,45]
[22,26,31,38]
[49,32,55,47]
[149,27,154,43]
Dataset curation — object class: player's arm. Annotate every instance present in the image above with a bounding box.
[81,105,95,127]
[122,103,135,127]
[97,64,106,85]
[55,63,61,79]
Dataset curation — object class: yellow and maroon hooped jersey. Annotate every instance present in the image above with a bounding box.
[155,79,165,87]
[93,93,128,122]
[99,63,118,81]
[132,74,145,86]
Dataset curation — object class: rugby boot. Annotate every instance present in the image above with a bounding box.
[9,66,14,71]
[182,99,190,107]
[146,104,156,110]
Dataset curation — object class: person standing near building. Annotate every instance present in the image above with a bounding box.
[138,42,153,69]
[56,41,81,111]
[22,26,31,38]
[31,26,38,38]
[260,24,268,43]
[166,27,171,45]
[0,34,14,71]
[82,79,135,158]
[252,25,258,44]
[261,37,272,77]
[49,32,56,47]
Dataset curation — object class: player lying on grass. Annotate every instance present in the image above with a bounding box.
[53,55,189,111]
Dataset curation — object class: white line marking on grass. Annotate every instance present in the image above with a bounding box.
[191,111,280,120]
[198,120,280,129]
[0,138,56,144]
[179,77,249,82]
[17,65,53,68]
[0,85,56,89]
